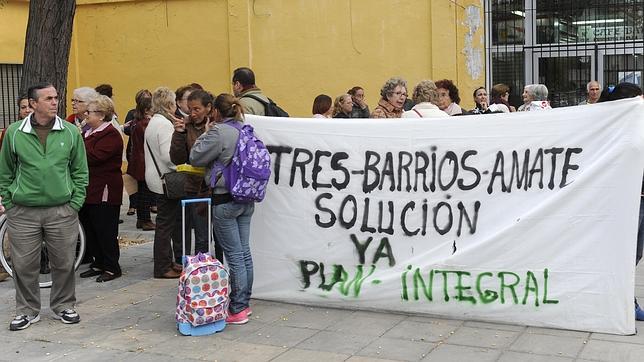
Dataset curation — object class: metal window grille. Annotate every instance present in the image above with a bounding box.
[0,64,23,129]
[487,0,644,108]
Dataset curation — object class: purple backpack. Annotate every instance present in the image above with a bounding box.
[210,120,271,203]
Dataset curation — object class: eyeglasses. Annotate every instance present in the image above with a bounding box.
[84,110,102,115]
[392,91,408,97]
[71,99,85,103]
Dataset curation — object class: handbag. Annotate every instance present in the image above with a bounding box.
[146,141,187,199]
[122,173,138,195]
[161,171,187,199]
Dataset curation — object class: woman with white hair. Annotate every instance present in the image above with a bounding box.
[145,87,183,279]
[522,84,551,111]
[78,95,124,282]
[67,87,99,130]
[402,80,449,118]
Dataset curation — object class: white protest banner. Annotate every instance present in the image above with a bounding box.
[246,97,644,335]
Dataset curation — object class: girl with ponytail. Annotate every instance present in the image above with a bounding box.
[190,93,255,325]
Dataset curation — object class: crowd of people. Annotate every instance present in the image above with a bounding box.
[311,78,613,121]
[0,66,642,332]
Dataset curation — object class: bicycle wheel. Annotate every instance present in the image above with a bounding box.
[0,219,86,288]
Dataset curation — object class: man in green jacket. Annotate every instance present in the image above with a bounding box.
[0,83,89,331]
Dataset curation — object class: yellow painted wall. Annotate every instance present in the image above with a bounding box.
[0,0,29,63]
[1,0,486,118]
[69,0,231,120]
[237,0,486,115]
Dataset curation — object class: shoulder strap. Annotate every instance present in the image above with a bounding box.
[210,120,242,188]
[241,94,269,106]
[222,119,243,131]
[145,140,164,178]
[413,109,423,117]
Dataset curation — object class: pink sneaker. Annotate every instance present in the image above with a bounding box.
[247,307,253,316]
[226,309,249,325]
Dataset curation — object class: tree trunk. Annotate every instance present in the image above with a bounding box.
[20,0,76,118]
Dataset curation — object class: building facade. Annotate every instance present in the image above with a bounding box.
[0,0,486,127]
[3,1,644,126]
[487,0,644,107]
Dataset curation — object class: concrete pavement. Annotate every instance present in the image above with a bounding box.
[1,207,644,361]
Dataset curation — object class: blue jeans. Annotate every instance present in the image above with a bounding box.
[212,201,254,314]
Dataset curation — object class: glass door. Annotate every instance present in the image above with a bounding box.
[599,50,644,89]
[533,51,595,107]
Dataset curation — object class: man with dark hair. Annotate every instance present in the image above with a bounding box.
[232,67,271,116]
[598,82,642,103]
[0,83,88,331]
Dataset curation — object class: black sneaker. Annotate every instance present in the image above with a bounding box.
[54,309,80,324]
[9,314,40,331]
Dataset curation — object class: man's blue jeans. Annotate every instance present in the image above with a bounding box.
[212,201,254,314]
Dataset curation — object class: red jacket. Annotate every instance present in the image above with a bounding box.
[84,124,123,205]
[126,117,149,181]
[66,113,79,125]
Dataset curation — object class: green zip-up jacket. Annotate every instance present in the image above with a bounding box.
[0,115,89,211]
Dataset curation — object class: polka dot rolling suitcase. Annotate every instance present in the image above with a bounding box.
[176,198,229,336]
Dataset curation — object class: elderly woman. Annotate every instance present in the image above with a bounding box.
[67,87,99,130]
[402,80,448,118]
[332,94,354,118]
[435,79,462,116]
[517,86,531,111]
[145,87,182,279]
[371,77,407,118]
[312,94,333,118]
[78,95,123,282]
[522,84,551,111]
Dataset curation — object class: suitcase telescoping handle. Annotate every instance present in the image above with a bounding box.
[181,197,213,257]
